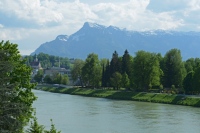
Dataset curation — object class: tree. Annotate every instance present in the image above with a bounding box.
[122,50,133,78]
[44,119,61,133]
[34,69,44,83]
[103,60,111,87]
[163,49,186,88]
[192,67,200,94]
[183,71,194,94]
[27,114,45,133]
[27,114,61,133]
[133,51,162,91]
[43,75,52,84]
[101,63,106,87]
[0,41,36,132]
[121,72,130,89]
[184,58,195,73]
[61,74,68,85]
[81,53,102,88]
[110,72,122,90]
[110,51,121,75]
[71,59,84,86]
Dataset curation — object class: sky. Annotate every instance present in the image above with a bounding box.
[0,0,200,55]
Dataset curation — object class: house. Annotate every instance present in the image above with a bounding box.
[43,67,73,85]
[44,67,68,77]
[30,55,43,78]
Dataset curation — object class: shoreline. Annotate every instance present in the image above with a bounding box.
[37,86,200,107]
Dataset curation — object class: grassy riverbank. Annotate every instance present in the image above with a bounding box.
[37,86,200,107]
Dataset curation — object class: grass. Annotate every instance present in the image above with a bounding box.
[36,86,200,107]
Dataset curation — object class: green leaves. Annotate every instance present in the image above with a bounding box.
[133,51,162,91]
[0,40,36,132]
[81,53,102,88]
[163,49,186,88]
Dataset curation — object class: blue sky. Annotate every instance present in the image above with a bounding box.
[0,0,200,55]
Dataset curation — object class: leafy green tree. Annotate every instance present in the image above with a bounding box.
[27,115,61,133]
[192,67,200,94]
[44,119,61,133]
[71,59,84,86]
[121,72,130,89]
[183,71,194,94]
[101,63,106,87]
[27,53,70,69]
[122,50,133,78]
[163,49,186,88]
[110,51,121,75]
[43,75,53,84]
[34,69,44,83]
[0,41,36,132]
[184,58,195,73]
[61,74,68,85]
[81,53,102,88]
[133,51,162,91]
[184,58,200,74]
[110,72,122,90]
[52,73,62,84]
[27,113,45,133]
[103,60,111,87]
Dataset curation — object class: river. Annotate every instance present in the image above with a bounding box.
[33,90,200,133]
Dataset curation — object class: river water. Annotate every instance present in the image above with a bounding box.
[33,90,200,133]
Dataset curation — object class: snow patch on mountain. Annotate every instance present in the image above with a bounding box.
[56,35,68,41]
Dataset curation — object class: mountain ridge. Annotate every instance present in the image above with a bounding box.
[31,22,200,60]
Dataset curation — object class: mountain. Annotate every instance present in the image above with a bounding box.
[31,22,200,60]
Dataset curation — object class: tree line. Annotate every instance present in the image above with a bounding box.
[33,69,69,85]
[25,53,71,69]
[71,49,200,94]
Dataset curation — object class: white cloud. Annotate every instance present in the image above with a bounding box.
[0,0,63,26]
[0,24,3,28]
[0,0,200,55]
[91,0,183,30]
[0,0,185,31]
[0,28,25,40]
[189,0,200,11]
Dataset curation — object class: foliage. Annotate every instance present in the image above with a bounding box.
[27,113,45,133]
[27,114,61,133]
[81,53,102,88]
[122,50,133,79]
[40,87,200,107]
[121,72,130,89]
[61,74,68,85]
[0,40,36,132]
[163,49,186,88]
[110,72,122,90]
[25,53,70,69]
[192,67,200,93]
[34,69,44,83]
[70,59,84,85]
[43,75,53,84]
[43,73,68,85]
[133,51,162,91]
[183,71,194,94]
[110,51,121,75]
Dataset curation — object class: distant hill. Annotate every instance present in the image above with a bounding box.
[31,22,200,60]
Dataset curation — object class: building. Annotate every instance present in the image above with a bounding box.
[44,67,69,76]
[43,67,73,85]
[30,55,43,78]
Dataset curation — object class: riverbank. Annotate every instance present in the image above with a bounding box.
[37,86,200,107]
